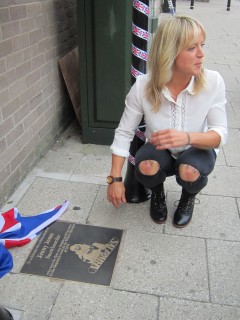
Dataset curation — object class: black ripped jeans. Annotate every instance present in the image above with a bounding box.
[135,142,217,195]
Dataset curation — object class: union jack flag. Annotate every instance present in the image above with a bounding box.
[0,201,69,278]
[132,23,149,41]
[135,128,146,142]
[128,154,136,166]
[132,44,148,61]
[133,0,149,16]
[131,65,144,78]
[0,243,13,278]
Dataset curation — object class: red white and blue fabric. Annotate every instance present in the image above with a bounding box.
[0,201,69,278]
[132,44,148,61]
[0,243,13,279]
[133,0,149,16]
[131,65,144,78]
[132,23,149,41]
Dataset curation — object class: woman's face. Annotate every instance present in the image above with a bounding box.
[173,29,205,78]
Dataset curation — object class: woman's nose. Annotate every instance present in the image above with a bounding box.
[197,45,204,57]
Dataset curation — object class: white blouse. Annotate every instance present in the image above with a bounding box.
[111,69,228,158]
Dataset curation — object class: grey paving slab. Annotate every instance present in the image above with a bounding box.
[159,297,240,320]
[0,273,61,320]
[73,154,113,177]
[89,185,164,233]
[211,56,240,65]
[69,173,107,185]
[51,134,82,153]
[112,230,209,301]
[204,166,240,197]
[224,128,240,166]
[205,43,238,63]
[226,101,240,129]
[165,193,240,241]
[1,175,36,212]
[207,239,240,306]
[75,143,112,156]
[52,128,112,156]
[178,1,240,23]
[213,148,226,166]
[163,175,182,193]
[230,64,240,83]
[15,177,99,224]
[227,91,240,106]
[49,282,159,320]
[35,149,83,173]
[207,63,240,92]
[49,120,112,157]
[30,168,73,182]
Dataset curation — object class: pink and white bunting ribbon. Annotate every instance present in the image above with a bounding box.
[133,0,150,16]
[131,65,144,78]
[132,23,149,41]
[132,44,148,61]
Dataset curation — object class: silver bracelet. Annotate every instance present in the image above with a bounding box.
[186,132,191,145]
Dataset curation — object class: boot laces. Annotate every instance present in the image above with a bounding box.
[178,193,195,215]
[152,191,166,208]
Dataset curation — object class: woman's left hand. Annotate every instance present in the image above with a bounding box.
[149,129,189,150]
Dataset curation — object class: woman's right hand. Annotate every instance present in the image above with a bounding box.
[107,182,126,208]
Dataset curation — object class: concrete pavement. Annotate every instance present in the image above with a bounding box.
[0,0,240,319]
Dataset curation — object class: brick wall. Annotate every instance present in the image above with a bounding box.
[0,0,78,206]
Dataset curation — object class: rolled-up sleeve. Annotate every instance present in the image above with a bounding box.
[207,72,228,148]
[110,79,144,157]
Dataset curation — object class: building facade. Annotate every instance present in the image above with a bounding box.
[0,0,78,206]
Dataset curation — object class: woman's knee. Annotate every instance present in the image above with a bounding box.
[138,160,160,176]
[178,163,200,182]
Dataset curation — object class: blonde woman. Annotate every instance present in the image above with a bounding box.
[107,16,228,228]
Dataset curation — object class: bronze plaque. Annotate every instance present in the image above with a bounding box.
[21,221,123,286]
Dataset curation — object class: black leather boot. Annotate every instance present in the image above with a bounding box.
[150,184,167,224]
[173,189,196,228]
[0,306,13,320]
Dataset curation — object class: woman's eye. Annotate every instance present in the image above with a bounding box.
[187,43,205,51]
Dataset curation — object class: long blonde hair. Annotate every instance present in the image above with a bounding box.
[146,15,206,111]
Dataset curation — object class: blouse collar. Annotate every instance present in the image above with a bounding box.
[162,76,195,101]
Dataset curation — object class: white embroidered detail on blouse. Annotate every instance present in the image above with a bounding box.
[170,102,176,129]
[180,91,188,131]
[170,91,188,131]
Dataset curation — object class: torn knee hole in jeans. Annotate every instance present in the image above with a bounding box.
[138,160,160,176]
[178,164,200,182]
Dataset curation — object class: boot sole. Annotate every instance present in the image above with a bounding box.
[172,217,192,228]
[151,216,167,224]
